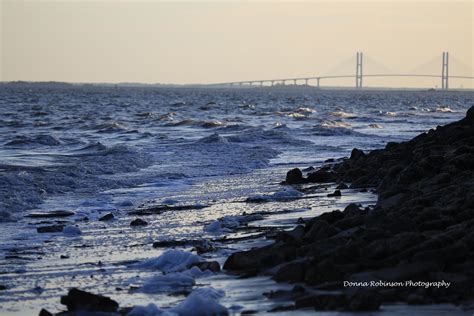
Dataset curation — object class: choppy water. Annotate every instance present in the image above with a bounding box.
[0,86,472,315]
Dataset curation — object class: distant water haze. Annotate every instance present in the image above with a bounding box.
[1,0,473,88]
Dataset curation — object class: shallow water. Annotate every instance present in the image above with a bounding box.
[0,86,472,315]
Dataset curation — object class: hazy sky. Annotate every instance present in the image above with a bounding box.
[1,1,473,88]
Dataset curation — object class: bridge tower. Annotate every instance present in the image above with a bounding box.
[356,52,363,88]
[442,52,449,90]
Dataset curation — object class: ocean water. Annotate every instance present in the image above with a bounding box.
[0,86,472,315]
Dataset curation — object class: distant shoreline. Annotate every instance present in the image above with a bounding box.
[1,81,473,92]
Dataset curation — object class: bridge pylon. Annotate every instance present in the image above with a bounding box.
[356,52,363,88]
[442,52,449,90]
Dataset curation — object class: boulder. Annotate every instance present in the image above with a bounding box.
[350,148,366,160]
[26,210,75,218]
[130,218,148,226]
[38,309,52,316]
[327,190,341,197]
[346,290,382,311]
[286,168,304,184]
[304,221,340,241]
[274,261,307,283]
[307,170,334,183]
[99,213,114,221]
[60,288,119,312]
[295,292,346,310]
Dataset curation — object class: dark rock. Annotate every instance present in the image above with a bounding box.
[412,242,470,264]
[130,218,148,226]
[275,225,305,243]
[304,259,344,285]
[38,309,53,316]
[224,244,296,272]
[314,210,344,224]
[327,190,341,197]
[286,168,304,184]
[60,255,69,259]
[274,261,306,283]
[307,170,334,183]
[304,221,340,241]
[191,261,220,272]
[342,203,363,216]
[350,148,365,160]
[419,218,455,231]
[334,215,365,230]
[37,225,64,233]
[26,210,75,218]
[99,213,114,221]
[60,288,119,312]
[346,290,382,311]
[295,292,346,310]
[0,285,6,290]
[466,106,474,121]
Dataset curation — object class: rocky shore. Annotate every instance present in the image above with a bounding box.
[224,106,474,311]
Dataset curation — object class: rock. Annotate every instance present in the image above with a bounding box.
[60,255,69,259]
[466,106,474,121]
[304,259,344,285]
[38,309,53,316]
[327,190,341,197]
[60,288,119,312]
[99,213,114,221]
[412,242,470,264]
[286,168,304,184]
[419,218,455,231]
[307,170,334,183]
[275,225,305,243]
[295,292,346,310]
[350,148,365,160]
[0,285,6,290]
[346,290,382,311]
[304,221,340,241]
[26,210,75,218]
[224,244,296,272]
[343,203,363,215]
[37,225,64,233]
[312,210,344,224]
[191,261,220,272]
[274,261,306,283]
[130,218,148,226]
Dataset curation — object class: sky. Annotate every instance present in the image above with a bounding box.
[1,0,473,88]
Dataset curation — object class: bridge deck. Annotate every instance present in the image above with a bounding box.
[210,74,474,87]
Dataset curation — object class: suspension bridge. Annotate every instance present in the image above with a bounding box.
[209,52,473,89]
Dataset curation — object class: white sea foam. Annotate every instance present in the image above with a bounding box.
[171,288,227,316]
[246,186,303,202]
[141,266,214,293]
[136,250,201,272]
[129,287,226,315]
[204,213,264,234]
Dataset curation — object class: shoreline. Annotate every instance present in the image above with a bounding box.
[223,106,474,312]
